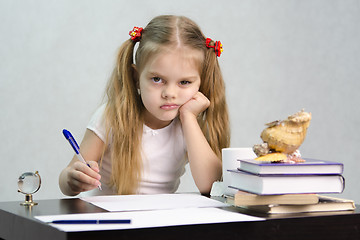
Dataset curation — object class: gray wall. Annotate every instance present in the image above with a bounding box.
[1,0,359,202]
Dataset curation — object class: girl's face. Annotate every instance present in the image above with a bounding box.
[137,47,202,129]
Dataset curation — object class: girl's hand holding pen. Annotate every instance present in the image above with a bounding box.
[65,160,101,193]
[62,129,102,194]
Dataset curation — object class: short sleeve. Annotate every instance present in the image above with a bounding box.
[87,104,107,142]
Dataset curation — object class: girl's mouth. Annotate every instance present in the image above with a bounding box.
[160,104,179,110]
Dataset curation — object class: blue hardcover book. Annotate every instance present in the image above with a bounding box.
[238,158,344,175]
[228,169,345,195]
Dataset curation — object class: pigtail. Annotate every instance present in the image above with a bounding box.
[199,48,230,159]
[104,39,143,195]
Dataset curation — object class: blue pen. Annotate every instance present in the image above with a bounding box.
[51,219,131,224]
[62,129,102,190]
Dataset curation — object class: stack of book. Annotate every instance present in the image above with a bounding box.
[225,158,355,214]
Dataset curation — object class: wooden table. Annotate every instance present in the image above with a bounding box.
[1,198,360,240]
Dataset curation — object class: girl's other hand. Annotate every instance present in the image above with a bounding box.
[179,92,210,120]
[64,160,101,194]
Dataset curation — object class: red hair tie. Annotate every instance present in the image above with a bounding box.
[129,27,143,42]
[206,38,223,57]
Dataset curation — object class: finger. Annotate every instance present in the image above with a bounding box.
[69,178,99,192]
[73,161,101,180]
[187,92,210,113]
[68,169,101,189]
[87,161,100,173]
[194,92,210,107]
[71,162,101,185]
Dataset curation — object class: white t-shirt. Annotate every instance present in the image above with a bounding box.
[84,105,188,196]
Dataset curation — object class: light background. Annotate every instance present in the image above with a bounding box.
[1,0,359,202]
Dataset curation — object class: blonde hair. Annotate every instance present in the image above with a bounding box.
[103,15,230,194]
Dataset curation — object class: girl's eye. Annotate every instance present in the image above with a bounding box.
[151,77,163,83]
[180,80,191,85]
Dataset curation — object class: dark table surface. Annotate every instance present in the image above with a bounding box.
[1,197,360,240]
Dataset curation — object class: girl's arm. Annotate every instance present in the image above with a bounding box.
[59,129,104,196]
[179,92,222,195]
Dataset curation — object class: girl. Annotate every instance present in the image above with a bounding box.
[59,15,230,196]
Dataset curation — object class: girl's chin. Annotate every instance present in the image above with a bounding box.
[143,108,181,126]
[158,109,179,119]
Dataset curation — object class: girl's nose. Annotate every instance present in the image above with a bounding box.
[162,85,176,99]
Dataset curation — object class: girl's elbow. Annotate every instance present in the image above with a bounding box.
[196,180,215,196]
[199,189,211,196]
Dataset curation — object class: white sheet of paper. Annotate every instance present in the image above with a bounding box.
[81,193,228,212]
[35,207,265,232]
